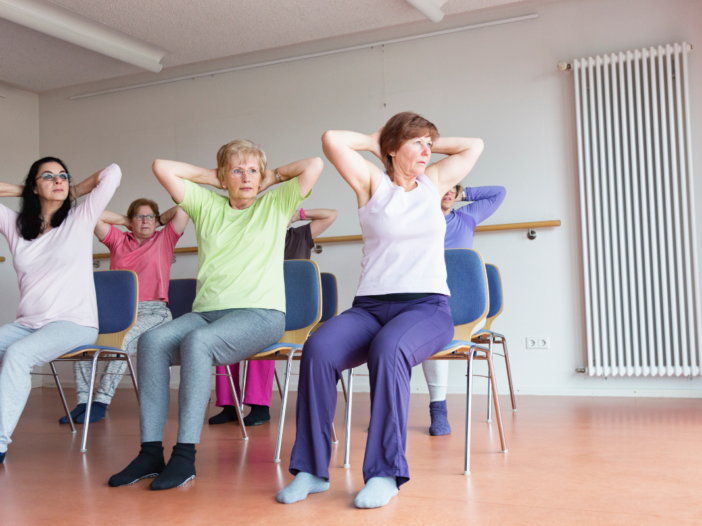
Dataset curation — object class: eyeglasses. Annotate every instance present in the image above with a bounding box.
[133,214,157,221]
[228,168,259,177]
[38,172,71,182]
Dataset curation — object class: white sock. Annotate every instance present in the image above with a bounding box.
[422,360,448,402]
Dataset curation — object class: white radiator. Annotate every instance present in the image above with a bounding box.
[573,43,701,377]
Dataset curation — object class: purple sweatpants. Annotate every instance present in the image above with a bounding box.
[214,361,275,407]
[289,294,453,487]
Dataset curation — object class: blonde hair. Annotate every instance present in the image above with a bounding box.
[216,139,267,182]
[127,198,160,220]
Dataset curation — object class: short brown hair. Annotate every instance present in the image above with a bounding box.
[216,139,267,182]
[127,198,160,220]
[379,112,439,178]
[453,184,463,197]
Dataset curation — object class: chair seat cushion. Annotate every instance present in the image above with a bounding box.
[58,345,126,359]
[248,342,304,359]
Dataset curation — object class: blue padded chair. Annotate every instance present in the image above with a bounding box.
[471,264,516,414]
[342,249,507,475]
[50,270,139,452]
[230,260,322,460]
[168,279,197,319]
[244,272,340,424]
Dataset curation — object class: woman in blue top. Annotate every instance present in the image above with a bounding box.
[423,183,506,436]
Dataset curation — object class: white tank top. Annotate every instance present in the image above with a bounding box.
[356,173,450,296]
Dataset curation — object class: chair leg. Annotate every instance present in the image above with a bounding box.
[81,352,102,452]
[274,367,283,399]
[225,367,248,441]
[499,335,517,411]
[486,349,508,453]
[51,362,75,434]
[274,351,296,463]
[486,334,495,422]
[464,351,476,476]
[331,423,338,444]
[125,354,139,403]
[240,361,248,412]
[340,374,348,404]
[343,368,354,469]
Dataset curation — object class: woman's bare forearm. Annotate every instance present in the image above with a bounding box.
[99,210,130,227]
[0,182,23,198]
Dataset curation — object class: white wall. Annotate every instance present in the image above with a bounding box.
[0,85,40,384]
[34,0,702,396]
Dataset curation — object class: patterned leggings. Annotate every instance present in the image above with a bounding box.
[73,301,172,405]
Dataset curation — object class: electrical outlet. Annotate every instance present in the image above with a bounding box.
[526,336,550,349]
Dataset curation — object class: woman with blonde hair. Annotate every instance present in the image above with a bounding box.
[279,112,483,508]
[109,140,322,491]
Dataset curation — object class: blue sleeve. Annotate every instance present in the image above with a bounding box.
[456,186,506,225]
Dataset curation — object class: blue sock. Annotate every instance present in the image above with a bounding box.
[75,402,108,424]
[59,403,87,424]
[429,400,451,436]
[354,477,398,508]
[0,452,5,463]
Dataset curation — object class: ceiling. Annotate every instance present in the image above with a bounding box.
[0,0,524,92]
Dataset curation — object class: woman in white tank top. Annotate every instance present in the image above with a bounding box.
[278,112,484,509]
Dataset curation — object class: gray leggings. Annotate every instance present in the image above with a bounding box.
[0,321,98,452]
[138,308,285,444]
[73,301,172,405]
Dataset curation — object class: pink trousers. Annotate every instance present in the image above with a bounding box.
[215,361,275,407]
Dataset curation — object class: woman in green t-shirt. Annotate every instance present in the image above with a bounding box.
[109,140,322,491]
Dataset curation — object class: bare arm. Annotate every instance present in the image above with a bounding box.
[94,209,129,241]
[159,206,190,235]
[70,169,104,199]
[321,130,383,208]
[424,137,484,195]
[299,208,338,238]
[0,182,23,198]
[152,160,223,204]
[258,157,323,197]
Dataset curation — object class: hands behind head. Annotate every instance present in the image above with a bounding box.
[369,127,384,160]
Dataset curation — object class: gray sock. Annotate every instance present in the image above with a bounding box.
[277,472,330,504]
[354,476,398,509]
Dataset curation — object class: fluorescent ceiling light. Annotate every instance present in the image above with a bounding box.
[0,0,167,72]
[406,0,448,23]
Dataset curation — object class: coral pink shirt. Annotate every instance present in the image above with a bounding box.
[101,222,182,304]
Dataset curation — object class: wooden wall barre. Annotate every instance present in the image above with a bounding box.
[0,257,5,263]
[92,219,561,259]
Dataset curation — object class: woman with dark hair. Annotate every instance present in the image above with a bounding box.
[59,198,188,425]
[278,112,483,508]
[0,158,121,462]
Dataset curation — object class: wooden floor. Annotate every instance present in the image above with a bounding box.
[1,389,700,525]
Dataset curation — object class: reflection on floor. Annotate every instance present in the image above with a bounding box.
[1,388,701,525]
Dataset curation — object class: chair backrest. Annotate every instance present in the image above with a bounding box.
[169,279,197,319]
[484,264,504,330]
[319,273,339,323]
[444,249,489,341]
[94,270,139,349]
[281,259,322,344]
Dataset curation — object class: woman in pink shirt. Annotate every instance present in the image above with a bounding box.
[0,158,121,463]
[59,198,189,425]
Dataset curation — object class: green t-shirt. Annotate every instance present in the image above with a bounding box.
[178,178,310,313]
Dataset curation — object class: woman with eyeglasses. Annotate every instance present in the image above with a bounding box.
[58,198,189,425]
[109,140,322,491]
[0,157,121,463]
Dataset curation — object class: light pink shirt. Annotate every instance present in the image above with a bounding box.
[101,222,182,304]
[0,164,122,329]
